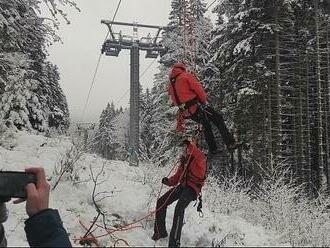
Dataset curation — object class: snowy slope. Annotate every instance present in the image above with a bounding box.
[0,132,282,247]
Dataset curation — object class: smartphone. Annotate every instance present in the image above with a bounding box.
[0,171,37,199]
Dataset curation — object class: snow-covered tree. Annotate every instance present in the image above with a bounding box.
[95,103,120,160]
[207,0,330,195]
[147,67,178,164]
[140,88,155,159]
[0,0,75,132]
[40,62,70,131]
[0,53,47,131]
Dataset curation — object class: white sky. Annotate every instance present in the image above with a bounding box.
[47,0,216,123]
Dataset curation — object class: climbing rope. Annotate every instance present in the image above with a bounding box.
[182,0,197,72]
[74,162,181,244]
[81,0,122,122]
[74,128,203,245]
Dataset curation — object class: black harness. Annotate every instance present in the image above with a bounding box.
[182,156,205,218]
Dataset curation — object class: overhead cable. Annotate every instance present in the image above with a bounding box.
[81,0,122,122]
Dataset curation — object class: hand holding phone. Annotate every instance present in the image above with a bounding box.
[3,168,51,217]
[0,171,37,199]
[14,168,50,217]
[25,168,50,217]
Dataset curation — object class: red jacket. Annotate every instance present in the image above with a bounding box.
[168,67,207,115]
[167,143,207,195]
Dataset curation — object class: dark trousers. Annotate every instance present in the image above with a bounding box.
[154,186,196,247]
[190,105,235,152]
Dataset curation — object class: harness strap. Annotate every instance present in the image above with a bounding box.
[170,77,199,111]
[183,97,199,110]
[183,156,195,185]
[170,77,182,106]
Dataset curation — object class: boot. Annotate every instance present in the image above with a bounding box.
[168,238,180,247]
[151,231,168,241]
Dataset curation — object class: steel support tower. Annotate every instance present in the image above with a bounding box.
[129,44,140,166]
[101,20,166,166]
[76,122,96,149]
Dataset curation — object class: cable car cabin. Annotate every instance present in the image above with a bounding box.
[120,35,133,48]
[102,39,121,57]
[145,49,159,59]
[105,47,121,57]
[139,37,153,49]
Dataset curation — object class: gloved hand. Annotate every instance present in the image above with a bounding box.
[161,177,170,186]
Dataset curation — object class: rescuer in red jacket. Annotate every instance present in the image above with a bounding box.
[168,62,240,154]
[151,140,206,247]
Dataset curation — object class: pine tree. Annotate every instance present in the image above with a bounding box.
[161,0,211,69]
[161,0,186,67]
[209,0,273,170]
[96,103,120,160]
[140,88,154,159]
[112,108,129,160]
[0,52,49,131]
[40,62,70,131]
[208,0,330,194]
[0,0,74,132]
[148,67,178,164]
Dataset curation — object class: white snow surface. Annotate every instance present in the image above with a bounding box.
[0,132,283,247]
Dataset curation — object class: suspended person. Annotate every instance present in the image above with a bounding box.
[168,62,242,155]
[151,140,206,247]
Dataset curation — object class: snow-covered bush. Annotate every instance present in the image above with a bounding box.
[246,164,330,247]
[204,162,330,247]
[203,174,252,216]
[51,139,85,189]
[138,162,170,210]
[0,121,17,150]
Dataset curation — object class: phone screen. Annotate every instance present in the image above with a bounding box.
[0,172,37,199]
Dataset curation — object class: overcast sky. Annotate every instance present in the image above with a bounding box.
[47,0,216,124]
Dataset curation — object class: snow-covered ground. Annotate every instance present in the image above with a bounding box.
[0,132,283,247]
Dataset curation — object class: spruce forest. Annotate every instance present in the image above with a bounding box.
[133,0,330,198]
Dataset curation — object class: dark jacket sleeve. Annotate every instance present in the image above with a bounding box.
[25,209,72,247]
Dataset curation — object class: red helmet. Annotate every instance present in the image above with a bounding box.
[173,62,186,71]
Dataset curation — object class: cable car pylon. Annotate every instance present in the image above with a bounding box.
[101,20,166,166]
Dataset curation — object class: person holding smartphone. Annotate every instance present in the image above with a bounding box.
[1,167,71,247]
